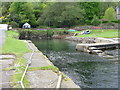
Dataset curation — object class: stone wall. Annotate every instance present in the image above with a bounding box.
[73,25,118,31]
[65,37,118,44]
[65,37,96,44]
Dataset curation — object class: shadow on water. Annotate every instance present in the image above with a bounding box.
[31,39,119,88]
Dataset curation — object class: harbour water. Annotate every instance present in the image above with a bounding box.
[32,39,119,88]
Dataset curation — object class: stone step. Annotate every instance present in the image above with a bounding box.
[91,50,103,54]
[0,55,16,59]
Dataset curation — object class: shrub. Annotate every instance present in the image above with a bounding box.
[104,7,116,22]
[10,21,19,28]
[91,15,100,26]
[111,20,120,23]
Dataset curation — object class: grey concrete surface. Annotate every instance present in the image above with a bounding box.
[61,79,80,88]
[27,70,58,88]
[24,53,53,67]
[0,55,16,59]
[27,70,79,88]
[25,40,80,88]
[2,71,14,88]
[0,55,15,89]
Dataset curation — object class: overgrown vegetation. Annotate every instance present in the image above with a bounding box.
[18,29,69,39]
[0,31,31,88]
[104,7,116,22]
[1,2,119,28]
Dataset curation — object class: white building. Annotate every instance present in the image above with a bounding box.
[22,23,31,29]
[0,24,8,30]
[116,5,120,19]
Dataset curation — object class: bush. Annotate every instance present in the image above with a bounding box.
[37,25,50,28]
[18,29,54,39]
[91,15,100,26]
[10,21,19,28]
[102,20,109,24]
[47,30,54,37]
[53,30,69,35]
[111,20,120,23]
[104,7,116,22]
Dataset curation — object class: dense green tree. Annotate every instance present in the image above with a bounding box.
[22,2,37,27]
[99,2,118,16]
[2,2,11,16]
[91,15,100,26]
[1,2,119,27]
[9,2,24,27]
[104,7,116,22]
[38,2,85,27]
[79,2,100,24]
[9,2,37,27]
[33,2,47,20]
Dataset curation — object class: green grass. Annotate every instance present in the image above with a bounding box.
[0,31,31,88]
[1,31,30,55]
[28,65,59,72]
[71,29,119,38]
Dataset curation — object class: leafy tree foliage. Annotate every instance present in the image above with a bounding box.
[104,7,116,22]
[79,2,100,24]
[99,2,117,16]
[2,2,11,16]
[91,15,100,26]
[1,2,119,28]
[9,2,37,27]
[33,2,47,20]
[38,2,85,27]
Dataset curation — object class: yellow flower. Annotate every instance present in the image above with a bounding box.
[0,16,5,19]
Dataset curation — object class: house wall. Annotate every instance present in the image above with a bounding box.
[116,6,120,19]
[0,24,8,30]
[117,15,120,19]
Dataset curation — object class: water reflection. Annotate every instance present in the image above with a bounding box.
[32,39,119,88]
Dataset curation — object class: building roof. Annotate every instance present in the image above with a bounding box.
[23,23,30,26]
[116,5,120,9]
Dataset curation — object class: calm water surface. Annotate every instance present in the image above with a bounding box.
[32,39,119,88]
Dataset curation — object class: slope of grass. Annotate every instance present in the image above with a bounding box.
[72,29,119,38]
[0,30,31,88]
[1,31,30,55]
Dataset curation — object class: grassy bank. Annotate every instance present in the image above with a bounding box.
[72,29,119,38]
[18,29,68,39]
[0,31,31,88]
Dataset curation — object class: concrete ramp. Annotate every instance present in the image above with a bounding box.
[76,43,120,53]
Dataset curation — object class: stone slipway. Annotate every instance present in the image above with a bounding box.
[76,42,120,53]
[0,55,16,88]
[24,40,80,88]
